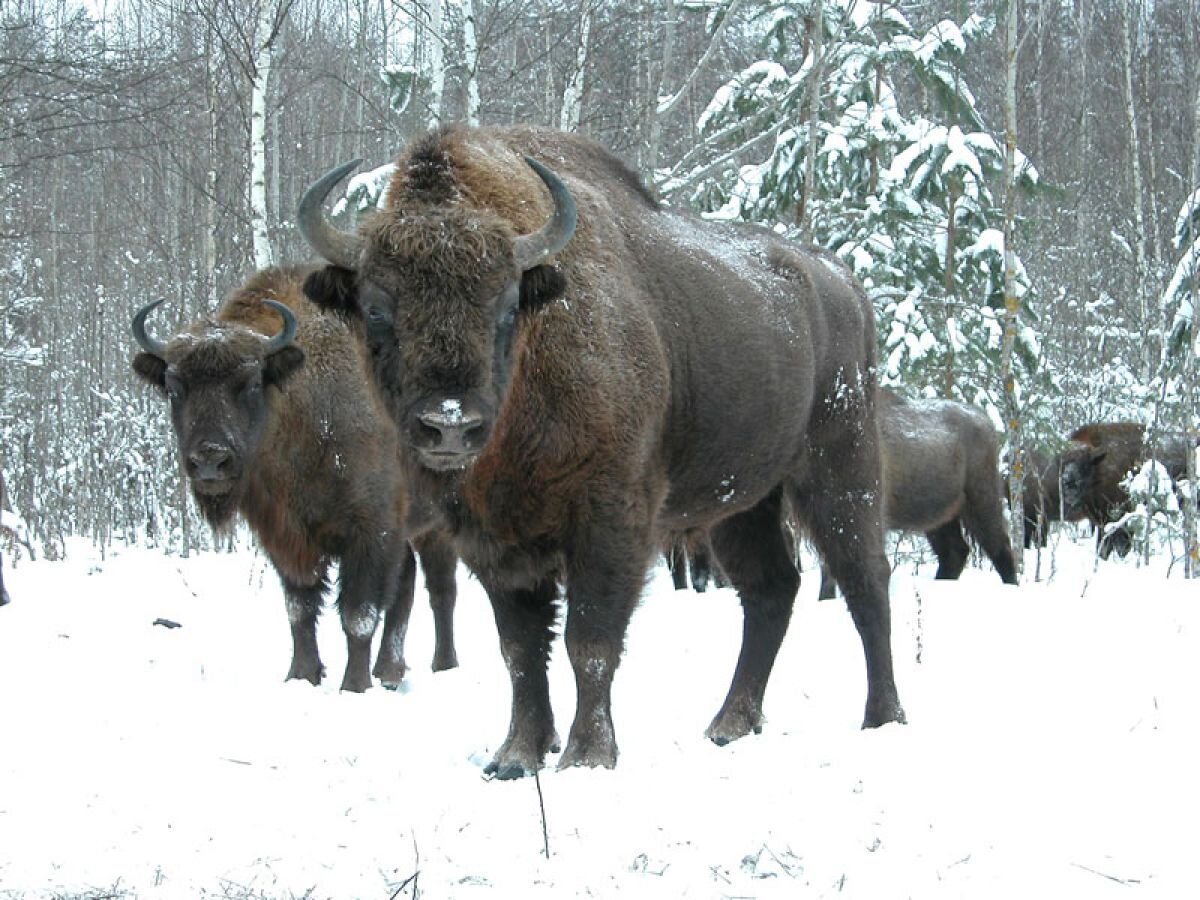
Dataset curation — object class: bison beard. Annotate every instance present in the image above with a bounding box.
[300,125,906,777]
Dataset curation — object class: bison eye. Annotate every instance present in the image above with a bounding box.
[364,304,393,339]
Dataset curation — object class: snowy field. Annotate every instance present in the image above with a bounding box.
[1,533,1197,899]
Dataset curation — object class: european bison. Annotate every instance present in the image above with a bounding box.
[131,265,458,690]
[819,390,1018,599]
[1010,448,1067,549]
[1059,421,1197,558]
[298,125,905,778]
[0,553,9,607]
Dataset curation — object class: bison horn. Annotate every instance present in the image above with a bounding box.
[131,298,169,356]
[261,299,298,353]
[297,158,364,270]
[513,156,577,272]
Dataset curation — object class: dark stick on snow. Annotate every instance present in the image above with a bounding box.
[152,618,182,629]
[535,770,550,858]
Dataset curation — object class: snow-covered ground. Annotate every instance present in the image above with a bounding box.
[1,533,1196,898]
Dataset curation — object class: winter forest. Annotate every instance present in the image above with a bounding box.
[0,0,1197,566]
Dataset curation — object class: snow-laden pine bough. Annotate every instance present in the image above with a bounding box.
[819,388,1019,599]
[298,125,906,778]
[130,266,458,690]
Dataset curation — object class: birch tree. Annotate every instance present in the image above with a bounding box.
[1000,0,1029,570]
[559,1,593,132]
[462,0,481,125]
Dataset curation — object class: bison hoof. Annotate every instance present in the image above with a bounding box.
[862,699,906,729]
[483,729,561,780]
[286,662,324,686]
[705,708,764,747]
[339,672,373,693]
[557,740,617,772]
[431,650,459,672]
[373,660,408,687]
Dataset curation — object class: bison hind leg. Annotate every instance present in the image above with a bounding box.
[705,487,799,746]
[925,519,970,580]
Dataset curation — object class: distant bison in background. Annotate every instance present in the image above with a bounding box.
[1010,448,1068,549]
[1059,421,1197,559]
[298,124,905,778]
[819,390,1018,599]
[0,553,9,607]
[131,266,458,690]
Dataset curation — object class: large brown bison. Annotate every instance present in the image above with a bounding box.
[819,390,1018,599]
[131,266,458,690]
[298,125,905,778]
[1059,421,1197,558]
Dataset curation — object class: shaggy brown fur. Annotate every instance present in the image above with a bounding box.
[132,266,458,690]
[302,125,905,777]
[1059,421,1197,558]
[819,390,1017,598]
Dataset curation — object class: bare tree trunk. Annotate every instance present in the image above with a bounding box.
[463,0,481,125]
[796,0,823,241]
[1001,0,1025,572]
[203,21,218,309]
[250,3,278,269]
[559,1,592,132]
[1184,23,1200,578]
[645,0,677,178]
[1121,0,1151,378]
[425,0,445,128]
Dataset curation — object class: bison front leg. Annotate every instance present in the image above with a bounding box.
[557,535,650,771]
[374,543,418,689]
[484,578,561,780]
[414,530,459,672]
[336,546,398,693]
[281,576,326,685]
[706,489,799,744]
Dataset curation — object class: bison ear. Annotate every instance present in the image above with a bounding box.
[132,352,168,395]
[264,345,305,389]
[303,266,359,318]
[519,265,567,313]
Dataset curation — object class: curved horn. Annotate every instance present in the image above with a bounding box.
[513,156,577,272]
[297,158,364,270]
[261,299,298,354]
[131,299,169,356]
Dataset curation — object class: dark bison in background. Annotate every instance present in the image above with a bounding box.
[0,553,9,607]
[131,266,458,690]
[1008,448,1068,549]
[1059,421,1197,559]
[819,390,1018,599]
[298,124,905,778]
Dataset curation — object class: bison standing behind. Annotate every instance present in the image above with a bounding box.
[1059,421,1197,558]
[298,125,905,777]
[819,390,1018,599]
[131,266,458,690]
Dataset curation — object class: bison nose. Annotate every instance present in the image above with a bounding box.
[417,407,486,455]
[187,443,233,482]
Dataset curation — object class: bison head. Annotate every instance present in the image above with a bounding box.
[297,146,574,474]
[131,299,304,528]
[1058,443,1106,519]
